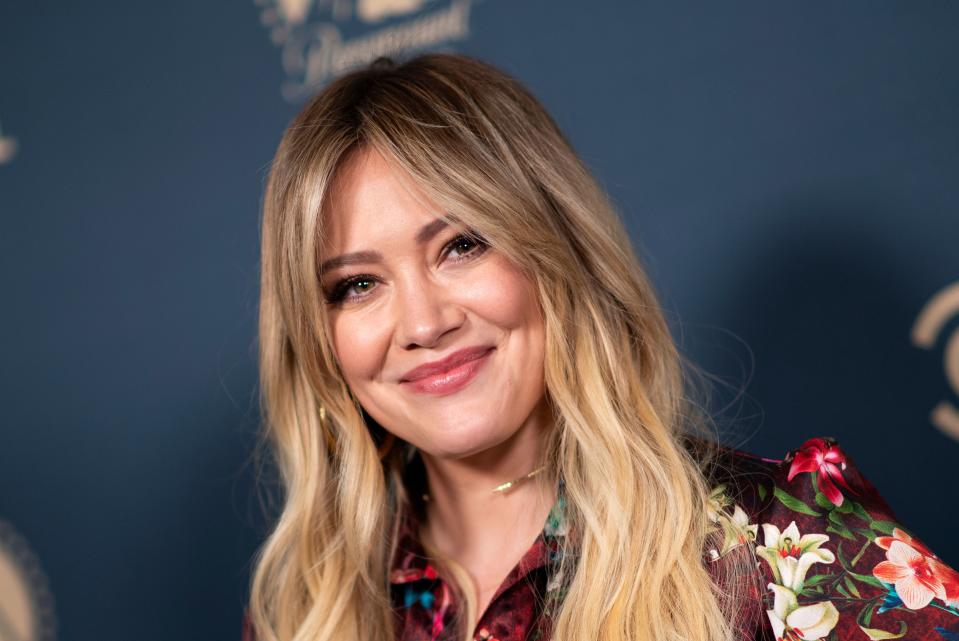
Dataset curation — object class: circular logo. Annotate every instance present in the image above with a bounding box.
[912,280,959,441]
[0,521,56,641]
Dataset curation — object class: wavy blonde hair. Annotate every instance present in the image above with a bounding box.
[249,52,762,641]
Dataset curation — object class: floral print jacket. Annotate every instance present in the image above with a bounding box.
[242,436,959,641]
[386,437,959,641]
[707,437,959,641]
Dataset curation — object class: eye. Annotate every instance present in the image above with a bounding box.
[443,233,489,261]
[325,274,378,305]
[324,233,489,307]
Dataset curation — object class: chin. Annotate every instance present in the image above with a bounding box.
[414,419,513,460]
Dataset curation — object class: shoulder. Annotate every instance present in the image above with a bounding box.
[697,435,959,641]
[687,434,906,540]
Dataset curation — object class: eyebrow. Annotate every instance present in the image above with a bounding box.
[318,218,450,275]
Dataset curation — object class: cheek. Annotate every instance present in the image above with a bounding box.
[459,256,543,330]
[328,311,391,389]
[460,257,547,400]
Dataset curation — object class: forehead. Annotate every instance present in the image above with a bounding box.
[321,147,441,252]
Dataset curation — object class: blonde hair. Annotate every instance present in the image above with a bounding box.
[249,52,762,641]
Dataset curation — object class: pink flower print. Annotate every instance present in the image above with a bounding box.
[874,528,959,607]
[935,561,959,608]
[873,540,954,610]
[929,558,959,608]
[390,563,439,583]
[786,438,855,507]
[875,527,936,558]
[430,581,452,641]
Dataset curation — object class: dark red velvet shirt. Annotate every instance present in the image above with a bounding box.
[245,437,959,641]
[386,437,959,641]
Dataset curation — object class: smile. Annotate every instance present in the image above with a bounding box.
[399,346,494,396]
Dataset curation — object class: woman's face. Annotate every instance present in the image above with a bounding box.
[319,147,548,460]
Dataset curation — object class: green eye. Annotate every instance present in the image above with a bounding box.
[326,274,379,304]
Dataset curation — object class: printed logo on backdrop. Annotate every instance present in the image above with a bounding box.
[256,0,480,101]
[912,281,959,442]
[0,117,17,165]
[0,520,56,641]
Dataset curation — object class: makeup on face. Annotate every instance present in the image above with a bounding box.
[321,148,547,460]
[398,345,496,396]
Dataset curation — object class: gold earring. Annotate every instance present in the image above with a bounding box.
[376,432,397,460]
[319,405,337,453]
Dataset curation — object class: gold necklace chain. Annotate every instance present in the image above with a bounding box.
[421,464,548,502]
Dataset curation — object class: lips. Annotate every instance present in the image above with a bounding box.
[400,345,494,382]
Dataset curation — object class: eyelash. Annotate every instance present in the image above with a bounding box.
[324,233,489,305]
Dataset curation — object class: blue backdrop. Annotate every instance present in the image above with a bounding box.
[1,2,957,640]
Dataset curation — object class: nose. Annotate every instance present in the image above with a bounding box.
[392,270,464,350]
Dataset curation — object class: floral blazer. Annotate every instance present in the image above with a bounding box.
[243,436,959,641]
[705,437,959,641]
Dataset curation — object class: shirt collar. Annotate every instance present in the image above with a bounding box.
[389,478,569,585]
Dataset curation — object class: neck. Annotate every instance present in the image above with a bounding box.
[419,397,557,559]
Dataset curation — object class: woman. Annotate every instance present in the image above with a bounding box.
[245,53,959,641]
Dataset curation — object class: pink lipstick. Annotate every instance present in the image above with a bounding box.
[399,346,494,396]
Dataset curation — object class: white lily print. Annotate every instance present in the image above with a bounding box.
[706,484,733,523]
[705,485,758,560]
[756,521,835,592]
[718,504,758,556]
[766,583,839,641]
